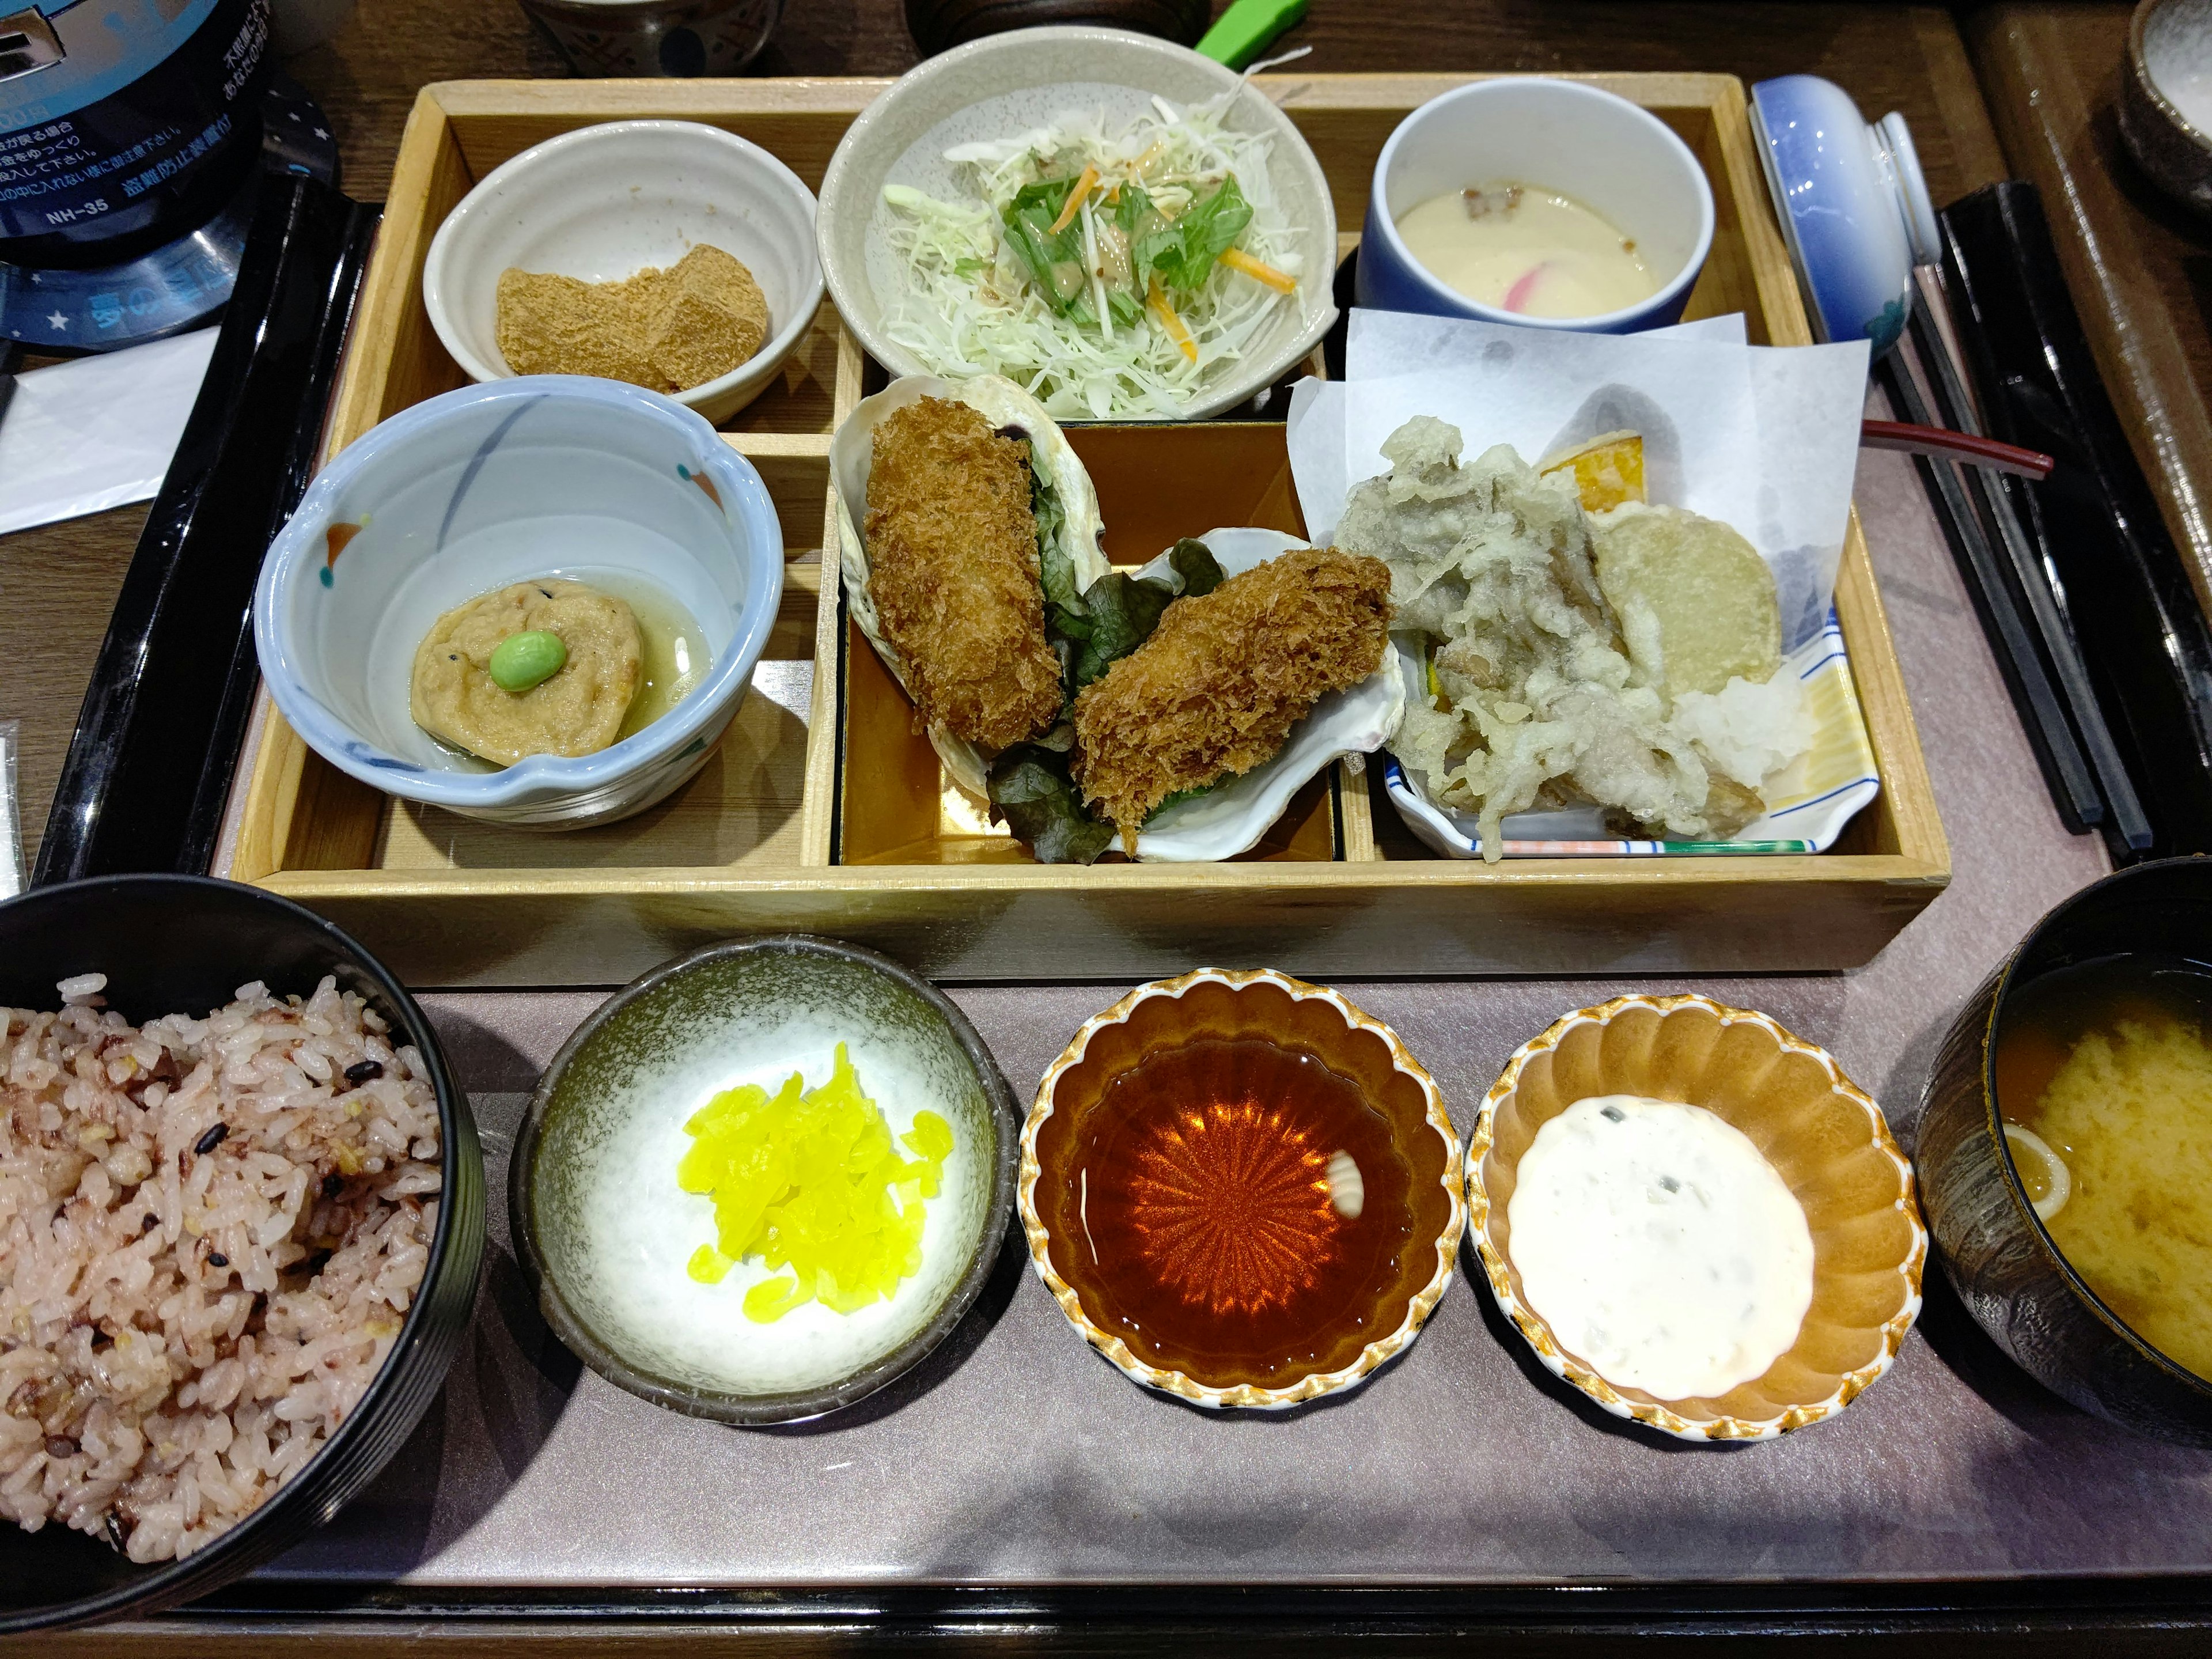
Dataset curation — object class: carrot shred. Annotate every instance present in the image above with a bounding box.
[1049,166,1099,235]
[1147,275,1198,363]
[1219,247,1296,293]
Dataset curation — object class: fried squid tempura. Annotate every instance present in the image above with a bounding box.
[1072,546,1393,846]
[863,397,1063,752]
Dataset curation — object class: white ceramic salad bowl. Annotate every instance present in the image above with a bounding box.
[816,25,1338,422]
[253,376,785,829]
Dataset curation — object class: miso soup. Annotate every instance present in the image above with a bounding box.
[1994,957,2212,1381]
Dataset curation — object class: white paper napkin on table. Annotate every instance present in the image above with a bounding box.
[0,328,218,537]
[1287,308,1869,647]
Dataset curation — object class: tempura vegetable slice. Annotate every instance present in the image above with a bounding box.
[1540,430,1647,512]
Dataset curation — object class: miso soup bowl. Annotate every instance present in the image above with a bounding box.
[253,376,784,829]
[1919,857,2212,1445]
[1356,77,1715,333]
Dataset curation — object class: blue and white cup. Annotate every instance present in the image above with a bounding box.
[1749,75,1941,354]
[1356,78,1717,333]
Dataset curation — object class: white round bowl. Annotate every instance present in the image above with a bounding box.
[253,376,785,828]
[1355,78,1715,334]
[815,25,1338,422]
[422,120,824,425]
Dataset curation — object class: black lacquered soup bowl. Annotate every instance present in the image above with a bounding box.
[0,876,486,1633]
[1918,856,2212,1445]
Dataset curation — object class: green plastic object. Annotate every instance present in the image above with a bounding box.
[1195,0,1306,70]
[488,630,568,693]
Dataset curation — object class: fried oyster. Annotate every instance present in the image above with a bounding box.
[862,397,1065,752]
[1072,545,1393,847]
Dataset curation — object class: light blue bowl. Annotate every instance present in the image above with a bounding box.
[1750,75,1941,354]
[1356,78,1716,333]
[253,376,784,828]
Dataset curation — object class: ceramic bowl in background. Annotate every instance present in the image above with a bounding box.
[903,0,1209,56]
[1750,74,1941,353]
[0,876,485,1635]
[1470,994,1925,1441]
[1919,857,2212,1445]
[2122,0,2212,218]
[1022,968,1464,1410]
[1355,78,1715,333]
[423,120,823,423]
[253,376,785,828]
[518,0,783,77]
[815,25,1338,421]
[510,936,1020,1425]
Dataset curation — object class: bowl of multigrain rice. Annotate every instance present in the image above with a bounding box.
[0,875,485,1634]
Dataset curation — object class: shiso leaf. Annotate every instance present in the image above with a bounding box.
[988,739,1115,865]
[997,538,1228,861]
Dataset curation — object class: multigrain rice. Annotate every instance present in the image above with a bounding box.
[0,975,440,1562]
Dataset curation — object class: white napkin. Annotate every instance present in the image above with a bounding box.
[0,328,218,537]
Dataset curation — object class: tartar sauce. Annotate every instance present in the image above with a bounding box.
[1505,1094,1815,1400]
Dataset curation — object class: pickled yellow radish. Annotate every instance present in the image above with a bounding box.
[676,1043,953,1323]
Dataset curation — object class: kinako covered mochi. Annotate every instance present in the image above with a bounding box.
[1070,544,1393,848]
[495,243,770,393]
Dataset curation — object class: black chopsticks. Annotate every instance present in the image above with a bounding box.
[1883,290,2153,852]
[32,174,380,885]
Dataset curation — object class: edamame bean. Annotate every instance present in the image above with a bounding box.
[488,629,567,692]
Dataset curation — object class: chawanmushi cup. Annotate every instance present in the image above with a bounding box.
[1471,994,1926,1441]
[1021,968,1464,1410]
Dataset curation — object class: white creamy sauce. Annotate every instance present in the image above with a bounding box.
[1395,183,1658,319]
[1505,1094,1815,1400]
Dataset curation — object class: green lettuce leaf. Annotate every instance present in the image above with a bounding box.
[1001,178,1090,316]
[1144,775,1225,823]
[1135,176,1254,293]
[1056,536,1225,696]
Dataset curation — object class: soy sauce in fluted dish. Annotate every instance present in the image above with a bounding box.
[1047,1038,1414,1387]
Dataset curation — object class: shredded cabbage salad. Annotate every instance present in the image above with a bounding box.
[880,92,1304,419]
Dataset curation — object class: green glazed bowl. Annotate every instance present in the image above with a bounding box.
[510,935,1017,1424]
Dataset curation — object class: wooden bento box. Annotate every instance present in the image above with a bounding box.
[222,73,1949,987]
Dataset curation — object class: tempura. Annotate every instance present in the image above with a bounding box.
[1334,416,1807,858]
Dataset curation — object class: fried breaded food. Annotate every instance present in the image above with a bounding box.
[1072,546,1393,846]
[864,397,1064,752]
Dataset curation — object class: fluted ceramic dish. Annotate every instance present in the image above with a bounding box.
[1022,968,1464,1409]
[1470,993,1925,1441]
